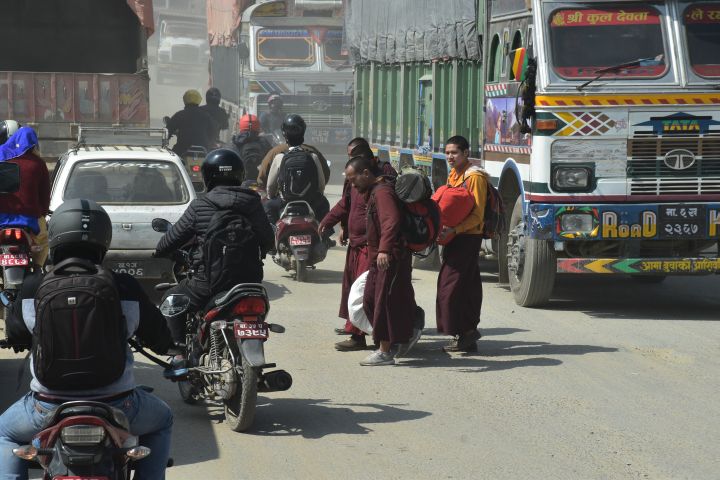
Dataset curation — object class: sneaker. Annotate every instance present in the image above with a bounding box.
[359,350,395,366]
[395,328,422,358]
[334,328,352,335]
[335,335,367,351]
[163,357,189,379]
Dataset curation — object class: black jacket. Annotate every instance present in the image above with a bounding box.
[155,186,274,271]
[167,104,218,155]
[200,104,229,141]
[6,270,172,356]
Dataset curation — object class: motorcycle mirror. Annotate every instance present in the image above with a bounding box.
[152,218,171,233]
[268,323,285,334]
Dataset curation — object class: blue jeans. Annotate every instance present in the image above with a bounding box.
[0,388,173,480]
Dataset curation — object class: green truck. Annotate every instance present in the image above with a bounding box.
[349,0,720,306]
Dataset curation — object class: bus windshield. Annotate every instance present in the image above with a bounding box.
[324,30,349,67]
[683,3,720,78]
[256,29,315,67]
[549,6,667,80]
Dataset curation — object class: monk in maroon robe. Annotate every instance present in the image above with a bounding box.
[345,156,415,366]
[320,141,397,351]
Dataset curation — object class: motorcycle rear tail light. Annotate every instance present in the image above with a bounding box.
[61,425,106,445]
[233,297,266,316]
[1,228,24,243]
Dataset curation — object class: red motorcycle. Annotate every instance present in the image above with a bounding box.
[272,201,328,282]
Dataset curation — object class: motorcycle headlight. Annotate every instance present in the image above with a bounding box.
[61,425,106,446]
[553,167,592,192]
[160,294,191,316]
[560,214,594,233]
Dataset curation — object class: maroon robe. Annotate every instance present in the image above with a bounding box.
[436,234,483,335]
[364,182,416,345]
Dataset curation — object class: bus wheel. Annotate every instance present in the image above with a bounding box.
[507,198,556,307]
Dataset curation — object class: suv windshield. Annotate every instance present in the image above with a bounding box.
[683,3,720,78]
[549,5,667,79]
[257,29,315,67]
[64,160,189,205]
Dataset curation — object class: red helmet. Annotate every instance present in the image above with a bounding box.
[238,114,260,133]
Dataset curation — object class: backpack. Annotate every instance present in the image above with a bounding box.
[394,168,440,252]
[277,147,319,202]
[431,184,476,228]
[237,139,268,181]
[482,182,506,239]
[202,206,260,291]
[32,258,127,390]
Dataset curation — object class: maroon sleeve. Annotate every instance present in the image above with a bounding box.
[320,179,351,230]
[375,184,402,255]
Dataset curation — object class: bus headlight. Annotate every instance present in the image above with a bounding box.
[553,167,592,192]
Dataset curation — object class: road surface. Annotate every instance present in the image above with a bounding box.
[1,178,718,479]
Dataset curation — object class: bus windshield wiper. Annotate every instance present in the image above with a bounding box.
[576,54,664,91]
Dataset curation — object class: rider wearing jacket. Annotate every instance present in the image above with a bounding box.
[166,89,218,156]
[0,199,174,480]
[232,113,273,181]
[155,149,275,344]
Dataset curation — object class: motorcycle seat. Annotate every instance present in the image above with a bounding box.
[41,400,130,431]
[280,201,314,219]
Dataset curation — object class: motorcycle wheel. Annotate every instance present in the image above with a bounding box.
[295,259,307,282]
[224,355,258,432]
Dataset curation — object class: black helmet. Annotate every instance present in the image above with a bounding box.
[206,87,222,106]
[0,120,21,144]
[48,199,112,263]
[281,114,306,143]
[201,148,245,190]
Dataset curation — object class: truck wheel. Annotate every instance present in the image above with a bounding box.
[507,198,556,307]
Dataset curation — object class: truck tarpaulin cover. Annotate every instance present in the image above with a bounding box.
[345,0,480,63]
[208,0,254,47]
[126,0,154,35]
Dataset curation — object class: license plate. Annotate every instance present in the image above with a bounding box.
[0,253,28,267]
[234,322,268,339]
[659,204,706,239]
[289,235,312,246]
[111,261,144,277]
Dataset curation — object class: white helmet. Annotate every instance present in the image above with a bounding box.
[0,120,21,144]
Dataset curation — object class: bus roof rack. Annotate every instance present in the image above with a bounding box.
[76,127,169,149]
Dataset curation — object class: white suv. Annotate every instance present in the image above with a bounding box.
[50,130,196,284]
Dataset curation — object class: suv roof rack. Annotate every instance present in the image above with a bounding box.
[76,127,169,149]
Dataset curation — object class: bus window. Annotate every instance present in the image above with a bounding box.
[509,30,523,80]
[257,29,315,67]
[683,3,720,78]
[488,34,502,82]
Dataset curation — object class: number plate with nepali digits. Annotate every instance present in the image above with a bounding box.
[0,253,29,267]
[659,204,706,239]
[234,322,269,339]
[289,235,312,246]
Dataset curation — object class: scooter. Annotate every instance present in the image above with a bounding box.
[272,201,328,282]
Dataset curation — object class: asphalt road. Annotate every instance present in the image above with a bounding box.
[1,176,718,479]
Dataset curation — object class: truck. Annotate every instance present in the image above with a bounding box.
[156,13,211,85]
[0,0,154,163]
[349,0,720,306]
[207,0,353,146]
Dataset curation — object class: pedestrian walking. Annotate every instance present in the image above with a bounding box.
[435,135,488,352]
[344,156,416,366]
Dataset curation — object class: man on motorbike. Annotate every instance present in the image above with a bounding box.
[263,114,331,229]
[166,89,217,156]
[259,94,285,134]
[232,113,273,181]
[154,149,274,352]
[200,87,229,143]
[0,199,174,480]
[0,124,50,267]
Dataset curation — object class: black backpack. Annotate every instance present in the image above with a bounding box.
[202,207,260,291]
[237,139,268,181]
[277,147,319,202]
[482,183,506,239]
[32,259,127,390]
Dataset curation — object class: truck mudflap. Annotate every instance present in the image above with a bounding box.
[557,257,720,274]
[527,202,720,242]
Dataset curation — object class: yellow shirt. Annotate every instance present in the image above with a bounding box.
[447,164,488,235]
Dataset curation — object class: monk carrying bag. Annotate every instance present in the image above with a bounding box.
[32,259,127,390]
[394,167,440,252]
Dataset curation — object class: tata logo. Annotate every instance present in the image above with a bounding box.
[635,112,720,135]
[664,149,696,170]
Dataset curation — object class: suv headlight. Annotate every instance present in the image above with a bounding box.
[553,167,592,192]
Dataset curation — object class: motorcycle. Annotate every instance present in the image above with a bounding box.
[0,227,37,308]
[0,341,162,480]
[272,201,328,282]
[152,218,292,432]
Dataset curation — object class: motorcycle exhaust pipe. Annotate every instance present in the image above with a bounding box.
[259,370,292,392]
